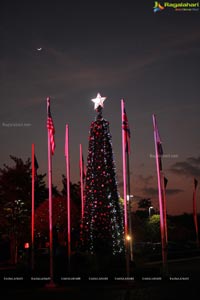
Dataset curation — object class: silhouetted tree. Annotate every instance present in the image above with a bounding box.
[35,196,80,250]
[138,198,152,210]
[61,174,81,207]
[0,155,59,261]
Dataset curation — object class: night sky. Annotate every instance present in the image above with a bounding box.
[1,1,200,215]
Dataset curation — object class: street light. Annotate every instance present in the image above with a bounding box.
[126,234,131,241]
[127,194,133,201]
[149,206,154,217]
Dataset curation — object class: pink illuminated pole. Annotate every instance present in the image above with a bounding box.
[65,124,71,271]
[121,99,130,277]
[31,143,35,271]
[46,97,56,287]
[152,114,167,275]
[80,144,84,219]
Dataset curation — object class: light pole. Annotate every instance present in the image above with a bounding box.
[149,206,154,218]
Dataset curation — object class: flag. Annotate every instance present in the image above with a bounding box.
[194,178,198,190]
[34,155,39,180]
[154,118,163,171]
[47,97,55,155]
[122,106,131,154]
[164,177,168,189]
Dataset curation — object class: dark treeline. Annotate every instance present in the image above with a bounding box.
[0,156,199,265]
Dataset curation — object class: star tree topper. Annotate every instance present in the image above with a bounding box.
[91,93,106,110]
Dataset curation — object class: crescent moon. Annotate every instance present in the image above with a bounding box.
[37,48,42,51]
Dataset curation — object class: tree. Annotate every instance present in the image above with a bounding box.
[61,174,81,207]
[0,155,60,261]
[146,214,161,242]
[138,198,152,210]
[0,155,49,212]
[135,198,153,219]
[0,156,32,209]
[81,102,124,256]
[0,156,33,248]
[34,196,80,250]
[61,174,82,246]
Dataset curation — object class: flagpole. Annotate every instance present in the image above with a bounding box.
[65,124,71,272]
[193,178,199,247]
[31,143,35,271]
[126,151,133,262]
[46,97,56,287]
[80,144,84,219]
[152,114,167,276]
[121,99,129,277]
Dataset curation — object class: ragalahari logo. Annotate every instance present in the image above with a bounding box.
[153,1,165,12]
[153,1,199,12]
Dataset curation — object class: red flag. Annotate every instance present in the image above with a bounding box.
[194,178,198,190]
[34,155,39,180]
[154,117,163,171]
[164,177,168,189]
[47,97,55,155]
[122,107,131,154]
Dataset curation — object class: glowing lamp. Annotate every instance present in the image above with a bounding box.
[24,242,29,249]
[126,235,131,241]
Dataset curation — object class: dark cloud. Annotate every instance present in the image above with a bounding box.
[142,187,183,197]
[187,156,200,165]
[138,175,154,186]
[138,175,183,198]
[142,187,158,197]
[166,189,183,196]
[170,156,200,178]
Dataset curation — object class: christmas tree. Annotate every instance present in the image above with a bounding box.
[81,93,125,256]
